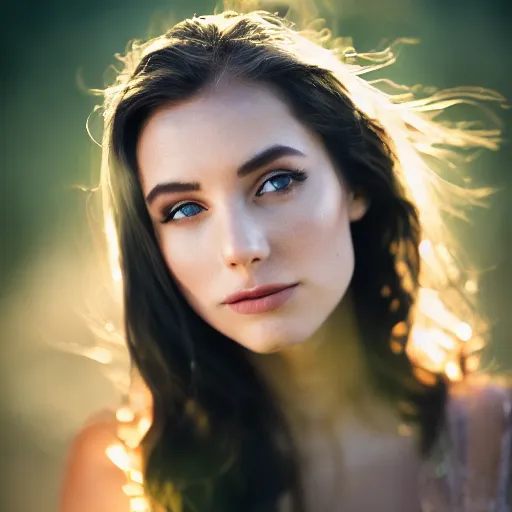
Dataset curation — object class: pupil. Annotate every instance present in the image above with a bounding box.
[183,204,199,216]
[273,175,290,189]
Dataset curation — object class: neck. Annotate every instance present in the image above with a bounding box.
[251,292,384,429]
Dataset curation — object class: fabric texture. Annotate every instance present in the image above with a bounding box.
[419,382,512,511]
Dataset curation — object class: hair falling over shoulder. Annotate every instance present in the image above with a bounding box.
[85,5,507,512]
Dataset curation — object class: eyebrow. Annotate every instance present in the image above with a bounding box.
[145,144,306,205]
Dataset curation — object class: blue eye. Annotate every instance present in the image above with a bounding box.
[162,202,204,223]
[256,170,307,197]
[160,169,307,224]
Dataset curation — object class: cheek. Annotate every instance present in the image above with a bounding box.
[286,180,354,278]
[158,233,214,309]
[152,175,355,354]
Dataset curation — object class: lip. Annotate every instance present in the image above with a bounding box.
[223,283,298,315]
[223,283,298,304]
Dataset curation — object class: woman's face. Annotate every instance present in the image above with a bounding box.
[137,81,367,354]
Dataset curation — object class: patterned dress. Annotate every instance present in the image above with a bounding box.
[418,382,512,511]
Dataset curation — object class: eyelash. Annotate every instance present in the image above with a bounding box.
[159,168,308,224]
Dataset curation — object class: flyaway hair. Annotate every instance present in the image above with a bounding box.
[83,9,506,512]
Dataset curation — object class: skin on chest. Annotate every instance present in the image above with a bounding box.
[288,420,423,512]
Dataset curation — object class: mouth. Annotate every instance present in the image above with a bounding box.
[225,284,298,315]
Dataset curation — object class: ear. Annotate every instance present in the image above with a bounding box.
[348,191,370,222]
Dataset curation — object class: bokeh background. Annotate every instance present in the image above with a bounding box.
[1,0,510,510]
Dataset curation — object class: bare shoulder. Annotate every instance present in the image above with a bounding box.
[60,409,130,512]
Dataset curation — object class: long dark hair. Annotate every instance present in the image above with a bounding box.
[97,10,503,512]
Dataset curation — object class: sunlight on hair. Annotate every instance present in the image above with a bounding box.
[445,360,463,381]
[129,497,151,511]
[123,482,145,496]
[113,385,153,510]
[87,7,506,507]
[464,279,478,294]
[82,346,113,365]
[106,443,133,472]
[106,404,152,512]
[455,322,472,342]
[105,212,122,283]
[116,406,136,423]
[406,286,474,380]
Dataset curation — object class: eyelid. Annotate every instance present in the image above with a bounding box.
[158,167,308,223]
[255,168,308,195]
[159,200,205,224]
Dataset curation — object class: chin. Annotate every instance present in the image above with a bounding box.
[226,313,322,354]
[238,332,306,355]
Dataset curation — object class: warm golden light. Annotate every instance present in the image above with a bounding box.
[464,279,478,294]
[412,366,438,386]
[465,355,481,372]
[409,328,446,370]
[390,339,403,354]
[122,483,145,497]
[107,415,149,511]
[129,497,150,511]
[445,360,463,381]
[129,469,144,485]
[105,212,122,283]
[138,417,151,437]
[106,444,132,472]
[455,322,472,342]
[82,347,112,365]
[418,239,433,258]
[117,406,136,423]
[93,11,502,510]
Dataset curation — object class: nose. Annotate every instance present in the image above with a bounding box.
[218,206,270,270]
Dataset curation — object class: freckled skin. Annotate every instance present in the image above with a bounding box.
[137,81,367,354]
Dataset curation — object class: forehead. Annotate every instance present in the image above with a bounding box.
[136,81,319,187]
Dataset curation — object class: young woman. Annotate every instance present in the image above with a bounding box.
[60,9,511,512]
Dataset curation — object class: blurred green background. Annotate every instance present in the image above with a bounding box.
[0,1,510,510]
